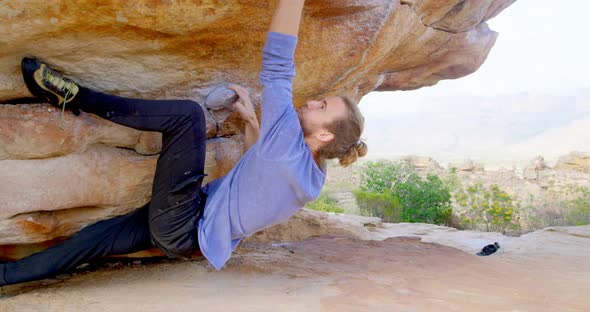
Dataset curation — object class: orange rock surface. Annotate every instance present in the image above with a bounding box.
[0,0,514,254]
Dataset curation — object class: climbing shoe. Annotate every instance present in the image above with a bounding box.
[21,57,81,115]
[476,242,500,256]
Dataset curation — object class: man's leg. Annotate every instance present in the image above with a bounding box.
[73,88,208,258]
[20,59,207,258]
[0,206,151,286]
[0,92,207,285]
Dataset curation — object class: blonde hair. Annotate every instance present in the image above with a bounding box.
[317,96,367,167]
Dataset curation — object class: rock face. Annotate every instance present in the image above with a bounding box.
[1,215,589,311]
[0,1,514,255]
[523,155,548,180]
[456,159,485,172]
[400,155,442,170]
[554,151,590,174]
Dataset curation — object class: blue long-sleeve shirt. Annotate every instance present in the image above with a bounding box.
[197,32,326,270]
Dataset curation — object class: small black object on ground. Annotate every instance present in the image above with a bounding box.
[477,242,500,256]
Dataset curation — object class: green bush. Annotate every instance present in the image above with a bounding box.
[357,161,407,194]
[563,186,590,226]
[397,174,453,224]
[525,186,590,228]
[353,190,402,223]
[356,161,452,225]
[305,191,344,214]
[454,182,520,232]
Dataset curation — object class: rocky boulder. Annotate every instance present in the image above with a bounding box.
[456,159,485,172]
[1,215,589,312]
[0,0,514,256]
[400,155,442,170]
[554,151,590,174]
[523,155,548,180]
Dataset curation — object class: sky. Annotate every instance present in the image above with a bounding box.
[359,0,590,168]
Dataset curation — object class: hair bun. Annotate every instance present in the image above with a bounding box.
[355,140,368,157]
[339,140,368,167]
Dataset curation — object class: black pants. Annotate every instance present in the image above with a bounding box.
[0,88,207,286]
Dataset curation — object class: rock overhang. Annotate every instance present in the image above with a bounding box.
[0,0,515,256]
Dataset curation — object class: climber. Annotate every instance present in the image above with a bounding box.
[0,0,367,286]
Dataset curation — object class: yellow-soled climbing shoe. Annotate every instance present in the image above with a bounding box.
[21,57,81,115]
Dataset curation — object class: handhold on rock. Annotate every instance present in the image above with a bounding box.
[476,242,500,256]
[204,85,238,110]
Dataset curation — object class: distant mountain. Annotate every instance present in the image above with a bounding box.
[506,116,590,164]
[361,91,590,167]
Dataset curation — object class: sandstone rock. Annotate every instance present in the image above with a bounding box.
[204,85,238,111]
[456,159,484,172]
[400,155,442,170]
[522,168,537,180]
[523,155,548,180]
[247,208,383,244]
[0,1,514,253]
[0,145,156,221]
[554,151,590,174]
[403,0,516,33]
[1,223,589,311]
[0,207,381,261]
[0,104,162,160]
[0,136,243,248]
[532,156,548,170]
[0,1,512,102]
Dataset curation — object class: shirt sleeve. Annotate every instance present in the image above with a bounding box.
[258,31,298,136]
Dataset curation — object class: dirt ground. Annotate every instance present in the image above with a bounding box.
[1,224,589,312]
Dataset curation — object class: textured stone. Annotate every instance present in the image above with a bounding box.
[457,159,484,172]
[554,152,590,174]
[0,145,156,221]
[0,136,243,247]
[0,1,512,102]
[402,0,516,32]
[0,208,379,261]
[1,223,588,310]
[400,155,442,170]
[523,156,548,180]
[0,104,161,160]
[0,0,514,255]
[204,85,238,111]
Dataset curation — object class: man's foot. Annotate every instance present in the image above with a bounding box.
[21,57,81,115]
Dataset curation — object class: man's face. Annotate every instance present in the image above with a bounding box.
[297,96,349,138]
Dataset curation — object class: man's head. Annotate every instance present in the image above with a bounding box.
[297,95,367,167]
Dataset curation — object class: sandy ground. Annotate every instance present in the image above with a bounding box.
[1,224,589,312]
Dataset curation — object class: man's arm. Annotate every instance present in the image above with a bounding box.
[257,0,305,136]
[269,0,305,36]
[228,84,260,153]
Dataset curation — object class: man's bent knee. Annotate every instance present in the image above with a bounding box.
[174,100,203,118]
[148,205,200,259]
[174,100,205,129]
[150,231,198,259]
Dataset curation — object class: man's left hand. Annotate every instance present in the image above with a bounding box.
[228,84,258,126]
